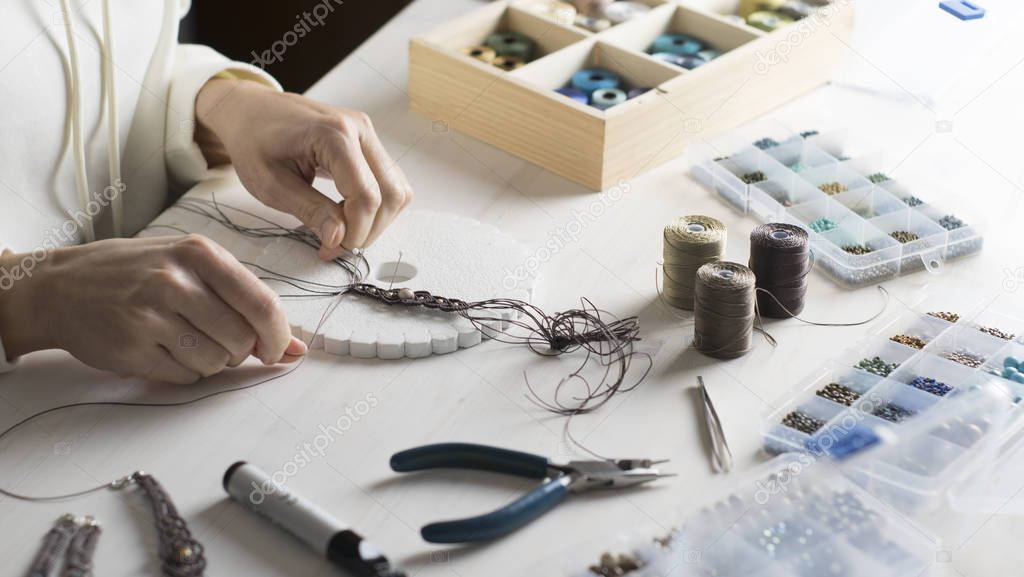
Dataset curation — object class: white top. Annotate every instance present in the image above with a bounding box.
[0,0,279,253]
[0,0,279,367]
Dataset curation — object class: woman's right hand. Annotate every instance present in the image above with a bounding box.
[0,234,306,383]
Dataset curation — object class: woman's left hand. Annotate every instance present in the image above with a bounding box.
[195,78,413,260]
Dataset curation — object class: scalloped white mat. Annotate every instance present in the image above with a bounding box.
[142,193,532,360]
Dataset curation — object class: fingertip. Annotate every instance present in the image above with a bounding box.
[287,336,308,356]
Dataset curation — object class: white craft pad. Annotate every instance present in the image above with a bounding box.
[141,176,532,359]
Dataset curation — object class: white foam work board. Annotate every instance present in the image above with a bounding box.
[141,186,532,360]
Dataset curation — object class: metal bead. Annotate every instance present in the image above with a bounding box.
[173,545,194,563]
[890,334,927,349]
[872,402,915,423]
[782,411,825,435]
[927,310,960,323]
[889,230,920,244]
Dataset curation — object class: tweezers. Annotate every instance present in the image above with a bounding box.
[698,375,733,474]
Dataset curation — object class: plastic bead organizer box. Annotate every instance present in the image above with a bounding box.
[691,127,983,287]
[408,0,853,190]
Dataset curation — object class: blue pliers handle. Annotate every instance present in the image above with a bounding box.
[390,443,669,544]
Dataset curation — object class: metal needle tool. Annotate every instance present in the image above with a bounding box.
[698,375,733,474]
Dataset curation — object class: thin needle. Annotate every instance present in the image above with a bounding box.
[388,250,404,291]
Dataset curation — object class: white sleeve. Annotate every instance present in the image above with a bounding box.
[164,44,283,188]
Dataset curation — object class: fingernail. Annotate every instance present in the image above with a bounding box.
[287,336,308,356]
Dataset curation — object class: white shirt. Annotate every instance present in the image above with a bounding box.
[0,0,279,252]
[0,0,279,370]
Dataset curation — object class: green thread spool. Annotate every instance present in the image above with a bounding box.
[485,31,535,61]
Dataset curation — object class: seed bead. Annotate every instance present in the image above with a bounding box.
[742,171,767,184]
[927,311,959,323]
[782,411,826,435]
[908,376,952,396]
[818,182,848,195]
[891,334,927,349]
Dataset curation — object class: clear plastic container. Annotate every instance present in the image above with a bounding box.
[762,295,1024,513]
[690,131,984,288]
[550,454,934,577]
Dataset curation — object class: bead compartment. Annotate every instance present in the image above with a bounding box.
[555,454,933,577]
[691,126,983,287]
[762,296,1024,513]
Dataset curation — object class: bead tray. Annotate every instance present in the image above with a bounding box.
[409,0,852,190]
[763,293,1024,512]
[690,129,984,287]
[548,453,933,577]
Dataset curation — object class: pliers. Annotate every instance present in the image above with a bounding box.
[389,443,672,543]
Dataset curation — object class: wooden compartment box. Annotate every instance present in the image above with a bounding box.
[409,0,854,190]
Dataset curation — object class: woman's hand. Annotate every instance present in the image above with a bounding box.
[195,79,413,261]
[0,235,305,383]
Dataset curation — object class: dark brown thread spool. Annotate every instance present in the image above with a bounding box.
[693,262,757,359]
[749,223,810,318]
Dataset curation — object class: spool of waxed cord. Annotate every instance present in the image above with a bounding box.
[693,262,757,359]
[749,223,811,318]
[662,215,726,310]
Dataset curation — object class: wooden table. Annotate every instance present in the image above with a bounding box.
[2,1,1023,575]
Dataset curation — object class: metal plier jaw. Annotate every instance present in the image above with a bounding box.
[391,443,672,544]
[552,459,669,492]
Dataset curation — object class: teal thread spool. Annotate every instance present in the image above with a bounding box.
[571,68,621,92]
[485,31,535,61]
[651,33,704,56]
[591,88,627,110]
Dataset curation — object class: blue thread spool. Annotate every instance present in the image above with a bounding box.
[571,68,620,92]
[590,88,627,110]
[651,33,704,56]
[652,52,707,70]
[555,87,589,104]
[627,87,651,99]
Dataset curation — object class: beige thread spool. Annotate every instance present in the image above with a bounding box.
[693,262,757,359]
[662,215,727,310]
[519,0,578,25]
[461,45,497,64]
[493,55,526,71]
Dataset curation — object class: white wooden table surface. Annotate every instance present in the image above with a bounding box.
[2,1,1024,575]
